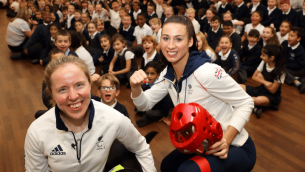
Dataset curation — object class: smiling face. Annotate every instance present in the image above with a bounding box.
[82,2,88,9]
[143,40,155,54]
[81,13,89,24]
[145,67,159,85]
[260,50,273,63]
[97,21,104,32]
[112,1,120,12]
[137,15,146,27]
[223,13,232,21]
[122,16,132,28]
[74,12,81,20]
[150,23,161,33]
[211,19,220,30]
[87,23,97,34]
[88,5,94,13]
[164,8,173,18]
[219,37,232,55]
[161,23,193,66]
[68,5,75,15]
[186,11,195,21]
[251,12,262,25]
[51,63,91,121]
[119,10,126,18]
[133,3,140,12]
[100,37,110,50]
[43,11,52,23]
[113,40,125,53]
[51,13,56,21]
[262,27,273,41]
[55,35,71,52]
[147,6,154,15]
[96,4,102,13]
[280,22,290,36]
[206,10,214,21]
[97,79,119,106]
[75,22,84,32]
[247,36,259,46]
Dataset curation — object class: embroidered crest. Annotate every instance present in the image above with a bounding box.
[215,69,222,79]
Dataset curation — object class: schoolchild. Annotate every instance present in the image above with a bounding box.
[35,10,43,24]
[38,22,62,65]
[91,3,108,22]
[109,34,138,85]
[87,4,95,18]
[95,18,107,35]
[87,21,103,56]
[74,20,90,42]
[119,15,135,48]
[60,6,68,28]
[233,0,250,20]
[282,27,305,93]
[81,0,88,13]
[96,74,129,118]
[242,11,265,43]
[7,0,19,17]
[140,35,160,70]
[67,4,75,30]
[280,0,298,26]
[103,0,121,36]
[152,0,164,19]
[186,8,200,34]
[217,0,233,18]
[196,31,217,63]
[53,29,78,58]
[297,1,305,30]
[69,30,100,82]
[161,6,174,25]
[261,0,281,28]
[95,34,115,74]
[81,12,90,26]
[149,17,162,47]
[207,16,223,50]
[222,21,241,55]
[222,12,244,35]
[145,3,158,25]
[131,2,141,26]
[136,61,172,127]
[240,44,286,118]
[259,26,280,47]
[249,0,268,22]
[131,13,153,56]
[217,36,243,77]
[240,29,262,77]
[202,8,216,35]
[276,20,291,44]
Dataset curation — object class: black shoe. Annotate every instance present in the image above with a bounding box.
[10,54,22,60]
[136,116,155,127]
[32,59,40,64]
[253,106,262,119]
[298,83,305,94]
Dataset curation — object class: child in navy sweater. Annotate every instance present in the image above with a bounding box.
[262,0,281,28]
[207,16,223,50]
[249,0,268,22]
[217,0,233,18]
[240,29,262,77]
[280,0,298,26]
[140,35,160,70]
[87,21,103,56]
[240,44,286,118]
[136,61,172,127]
[97,74,129,118]
[233,0,250,20]
[222,20,241,55]
[96,34,115,74]
[282,27,305,93]
[119,15,135,48]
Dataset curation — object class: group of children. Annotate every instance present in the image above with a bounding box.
[6,0,305,121]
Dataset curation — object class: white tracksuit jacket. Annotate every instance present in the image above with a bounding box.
[133,51,254,149]
[24,100,156,172]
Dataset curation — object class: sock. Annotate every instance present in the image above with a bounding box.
[295,81,301,87]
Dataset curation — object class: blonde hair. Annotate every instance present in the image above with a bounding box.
[186,8,196,13]
[149,17,161,25]
[196,31,217,57]
[97,74,120,90]
[12,7,31,22]
[44,55,91,94]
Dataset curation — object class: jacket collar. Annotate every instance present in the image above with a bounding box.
[55,100,95,131]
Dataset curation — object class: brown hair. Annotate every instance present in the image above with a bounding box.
[142,35,157,46]
[55,29,71,42]
[196,31,217,58]
[44,55,91,94]
[111,33,126,46]
[97,74,121,90]
[94,18,104,25]
[264,26,280,46]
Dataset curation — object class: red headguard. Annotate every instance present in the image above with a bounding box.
[170,103,223,154]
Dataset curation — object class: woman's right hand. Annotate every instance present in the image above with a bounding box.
[130,70,148,89]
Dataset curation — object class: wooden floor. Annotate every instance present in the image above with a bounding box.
[1,9,305,172]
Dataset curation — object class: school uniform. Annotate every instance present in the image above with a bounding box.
[140,50,160,70]
[217,49,242,76]
[92,11,109,21]
[233,2,250,20]
[183,0,200,11]
[160,16,167,25]
[67,14,75,30]
[132,9,142,26]
[152,28,162,44]
[249,3,268,22]
[229,31,242,56]
[133,23,153,45]
[276,32,288,44]
[81,28,90,42]
[207,26,223,50]
[106,9,121,37]
[99,99,129,118]
[98,29,107,36]
[244,23,265,36]
[262,7,281,28]
[88,31,103,56]
[95,46,115,74]
[155,3,163,19]
[246,61,285,110]
[119,24,135,47]
[202,19,211,34]
[40,36,56,65]
[191,18,200,34]
[113,48,138,83]
[240,43,262,76]
[217,2,233,18]
[280,7,298,26]
[146,12,158,25]
[282,41,305,84]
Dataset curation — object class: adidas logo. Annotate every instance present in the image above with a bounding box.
[50,145,66,155]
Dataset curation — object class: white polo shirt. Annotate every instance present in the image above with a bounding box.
[133,23,153,44]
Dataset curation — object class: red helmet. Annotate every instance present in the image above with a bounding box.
[170,103,223,154]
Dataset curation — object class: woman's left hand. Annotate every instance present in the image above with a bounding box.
[205,139,229,159]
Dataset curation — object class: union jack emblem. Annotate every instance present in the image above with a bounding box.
[215,69,222,79]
